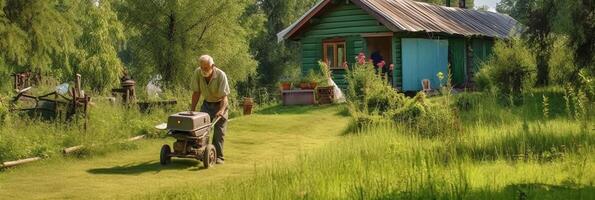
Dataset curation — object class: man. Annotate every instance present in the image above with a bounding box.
[190,55,230,164]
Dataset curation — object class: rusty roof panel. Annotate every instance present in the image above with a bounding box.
[278,0,519,42]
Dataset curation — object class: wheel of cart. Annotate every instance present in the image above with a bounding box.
[203,144,216,168]
[160,144,171,165]
[156,112,221,169]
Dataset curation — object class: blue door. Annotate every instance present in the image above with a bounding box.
[401,38,449,91]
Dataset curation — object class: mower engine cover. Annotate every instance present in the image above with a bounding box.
[167,112,211,132]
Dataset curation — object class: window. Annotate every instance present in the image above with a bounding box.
[323,39,346,69]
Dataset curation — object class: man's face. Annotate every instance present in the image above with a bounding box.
[200,61,213,77]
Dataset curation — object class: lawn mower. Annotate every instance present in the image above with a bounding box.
[156,111,220,169]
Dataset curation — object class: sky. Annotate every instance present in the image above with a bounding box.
[475,0,500,12]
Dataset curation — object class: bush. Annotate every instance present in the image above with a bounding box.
[0,98,8,124]
[346,62,406,115]
[549,36,578,85]
[474,69,492,92]
[345,61,460,137]
[386,92,460,137]
[454,93,481,112]
[477,39,536,101]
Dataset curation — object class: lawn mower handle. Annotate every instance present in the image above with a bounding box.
[211,116,222,128]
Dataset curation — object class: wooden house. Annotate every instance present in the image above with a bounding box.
[277,0,518,91]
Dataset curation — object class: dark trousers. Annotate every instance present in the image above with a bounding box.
[200,101,228,160]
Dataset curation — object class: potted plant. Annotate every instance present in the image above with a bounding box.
[279,76,292,90]
[315,61,335,104]
[299,69,318,90]
[242,96,254,115]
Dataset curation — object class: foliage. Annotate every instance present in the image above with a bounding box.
[0,0,80,77]
[548,36,578,85]
[0,97,178,162]
[552,0,595,69]
[345,61,459,136]
[346,61,401,115]
[454,92,480,112]
[73,1,125,93]
[303,69,317,83]
[316,60,332,87]
[250,0,317,89]
[118,0,257,88]
[498,0,595,84]
[476,39,536,102]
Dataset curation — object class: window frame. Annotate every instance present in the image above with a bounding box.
[322,38,347,69]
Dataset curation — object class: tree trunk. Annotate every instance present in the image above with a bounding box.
[165,12,176,83]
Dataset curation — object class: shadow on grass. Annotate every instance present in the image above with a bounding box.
[87,159,203,175]
[374,183,595,200]
[256,104,336,115]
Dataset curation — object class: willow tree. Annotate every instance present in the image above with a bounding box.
[0,0,80,77]
[72,0,125,92]
[119,0,257,88]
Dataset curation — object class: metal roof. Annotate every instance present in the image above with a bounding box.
[278,0,519,42]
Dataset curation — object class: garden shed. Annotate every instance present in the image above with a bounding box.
[278,0,518,91]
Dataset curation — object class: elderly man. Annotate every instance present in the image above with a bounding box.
[191,55,230,164]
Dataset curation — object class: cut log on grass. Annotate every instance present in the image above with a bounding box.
[127,135,146,142]
[1,157,42,168]
[62,145,84,154]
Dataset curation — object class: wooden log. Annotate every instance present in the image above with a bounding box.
[62,145,84,154]
[1,157,42,168]
[127,135,146,142]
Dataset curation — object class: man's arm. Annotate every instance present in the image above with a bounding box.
[191,91,201,112]
[216,95,228,117]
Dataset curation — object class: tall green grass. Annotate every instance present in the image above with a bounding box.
[0,98,172,162]
[146,121,593,199]
[146,88,594,200]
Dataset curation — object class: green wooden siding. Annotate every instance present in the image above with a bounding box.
[392,36,403,88]
[472,39,494,73]
[449,38,466,85]
[299,2,390,90]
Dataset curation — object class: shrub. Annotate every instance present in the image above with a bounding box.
[478,39,536,101]
[549,36,578,85]
[387,92,460,137]
[454,93,480,112]
[345,61,460,137]
[0,97,8,124]
[474,69,492,92]
[346,61,406,115]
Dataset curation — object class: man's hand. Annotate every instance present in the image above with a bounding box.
[216,96,229,118]
[215,110,225,118]
[191,91,201,111]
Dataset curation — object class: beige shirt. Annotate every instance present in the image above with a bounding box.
[191,67,230,102]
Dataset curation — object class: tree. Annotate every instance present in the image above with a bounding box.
[497,0,595,85]
[0,0,80,77]
[553,0,595,70]
[119,0,257,88]
[72,0,125,92]
[250,0,318,89]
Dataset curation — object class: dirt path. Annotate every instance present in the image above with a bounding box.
[0,106,349,200]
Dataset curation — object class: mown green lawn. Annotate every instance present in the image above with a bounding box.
[0,105,349,199]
